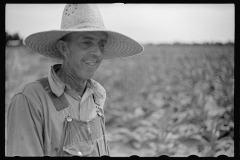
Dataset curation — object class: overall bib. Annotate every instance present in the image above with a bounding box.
[37,77,110,157]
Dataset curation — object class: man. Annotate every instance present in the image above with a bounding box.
[6,4,143,156]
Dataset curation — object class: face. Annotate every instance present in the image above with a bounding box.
[61,31,107,80]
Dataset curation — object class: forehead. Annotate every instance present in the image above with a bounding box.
[66,31,108,41]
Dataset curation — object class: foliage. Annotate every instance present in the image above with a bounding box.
[5,43,234,157]
[6,32,22,46]
[6,32,21,41]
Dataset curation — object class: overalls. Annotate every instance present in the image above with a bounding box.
[37,77,110,157]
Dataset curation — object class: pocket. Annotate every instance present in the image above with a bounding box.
[58,120,95,156]
[96,138,109,156]
[63,142,94,156]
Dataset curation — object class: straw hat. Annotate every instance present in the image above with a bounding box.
[24,4,144,60]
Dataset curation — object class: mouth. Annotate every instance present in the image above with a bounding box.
[83,60,98,66]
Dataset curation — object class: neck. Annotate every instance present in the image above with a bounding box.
[57,63,87,97]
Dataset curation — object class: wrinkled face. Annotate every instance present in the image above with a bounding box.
[62,31,107,80]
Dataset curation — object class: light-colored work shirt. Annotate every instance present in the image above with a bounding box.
[6,64,108,156]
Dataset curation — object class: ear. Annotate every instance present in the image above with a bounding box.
[56,40,69,58]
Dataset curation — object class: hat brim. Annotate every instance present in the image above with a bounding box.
[24,28,144,60]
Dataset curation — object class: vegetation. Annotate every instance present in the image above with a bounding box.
[5,33,234,157]
[6,32,23,46]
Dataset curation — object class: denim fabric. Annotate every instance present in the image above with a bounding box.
[58,109,109,156]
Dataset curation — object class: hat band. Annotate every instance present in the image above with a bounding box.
[62,22,106,30]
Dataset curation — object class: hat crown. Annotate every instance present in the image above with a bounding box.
[61,4,106,29]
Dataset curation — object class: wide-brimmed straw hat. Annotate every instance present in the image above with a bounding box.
[24,4,144,60]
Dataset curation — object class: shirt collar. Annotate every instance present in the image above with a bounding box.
[47,64,64,97]
[48,64,104,100]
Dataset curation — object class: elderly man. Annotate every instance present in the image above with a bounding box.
[6,4,143,156]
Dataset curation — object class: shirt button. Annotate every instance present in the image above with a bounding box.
[67,117,72,122]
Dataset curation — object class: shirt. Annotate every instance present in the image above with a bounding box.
[6,64,107,156]
[49,64,105,121]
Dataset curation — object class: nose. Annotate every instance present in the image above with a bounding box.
[90,44,103,57]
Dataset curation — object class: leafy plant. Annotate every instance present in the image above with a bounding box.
[5,43,234,157]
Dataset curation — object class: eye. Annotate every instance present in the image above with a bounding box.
[81,41,93,47]
[99,41,106,48]
[84,41,91,45]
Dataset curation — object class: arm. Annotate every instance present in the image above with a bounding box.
[6,93,44,156]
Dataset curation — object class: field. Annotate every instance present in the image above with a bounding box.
[5,43,234,157]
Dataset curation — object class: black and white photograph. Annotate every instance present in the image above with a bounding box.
[5,3,234,157]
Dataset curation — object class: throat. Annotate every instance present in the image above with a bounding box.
[56,65,88,97]
[74,84,87,97]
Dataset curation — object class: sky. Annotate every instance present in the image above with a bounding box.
[6,3,235,44]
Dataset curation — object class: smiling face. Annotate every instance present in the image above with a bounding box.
[60,31,107,80]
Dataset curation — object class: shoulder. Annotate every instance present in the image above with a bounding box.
[90,79,106,97]
[13,80,43,96]
[11,79,46,106]
[7,80,46,126]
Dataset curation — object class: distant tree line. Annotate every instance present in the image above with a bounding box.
[6,31,234,47]
[172,41,234,46]
[6,31,23,46]
[146,41,234,46]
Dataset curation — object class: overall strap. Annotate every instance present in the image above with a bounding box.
[36,77,70,111]
[92,93,101,107]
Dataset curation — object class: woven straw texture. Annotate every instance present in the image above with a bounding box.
[24,4,143,60]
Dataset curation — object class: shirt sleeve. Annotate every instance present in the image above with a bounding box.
[6,93,44,156]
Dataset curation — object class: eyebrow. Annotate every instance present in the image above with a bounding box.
[81,36,107,42]
[82,37,94,40]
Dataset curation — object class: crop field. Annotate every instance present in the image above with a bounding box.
[5,43,234,157]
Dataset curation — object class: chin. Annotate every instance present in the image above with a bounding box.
[82,72,95,80]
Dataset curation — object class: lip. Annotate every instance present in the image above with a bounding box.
[83,60,98,67]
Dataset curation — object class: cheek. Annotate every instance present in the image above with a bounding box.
[66,55,81,72]
[68,50,84,64]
